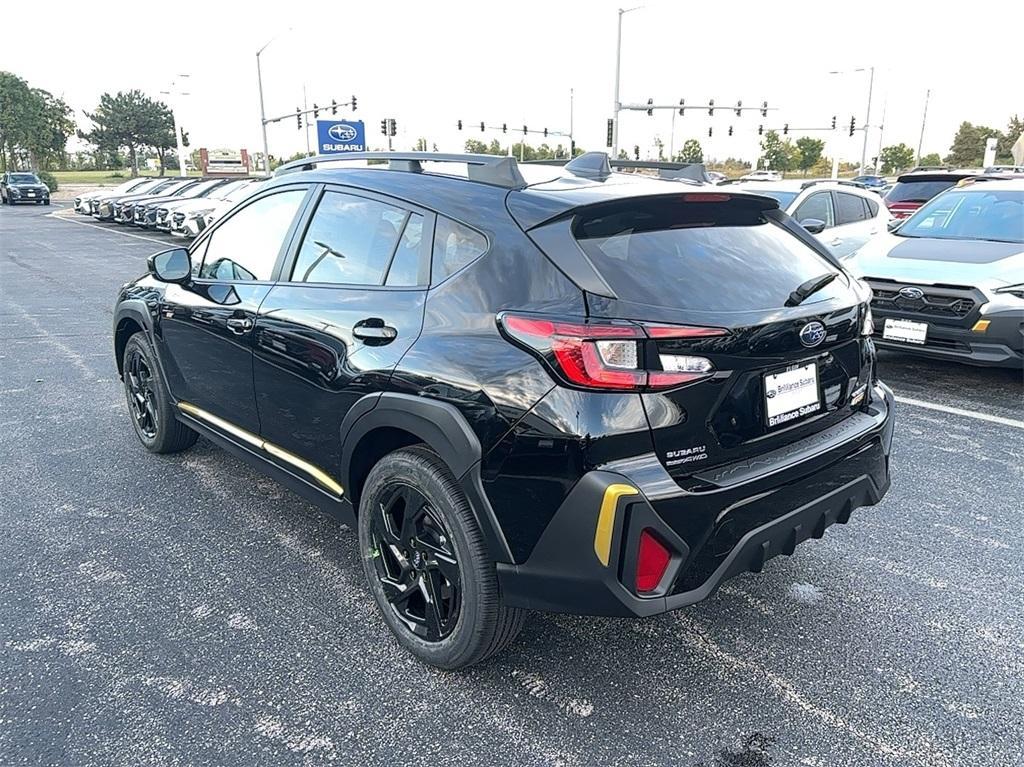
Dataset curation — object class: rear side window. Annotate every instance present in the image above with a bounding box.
[865,196,879,217]
[836,192,869,224]
[432,217,488,283]
[291,191,423,286]
[794,192,835,227]
[573,198,843,312]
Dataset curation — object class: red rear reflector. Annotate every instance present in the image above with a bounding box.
[636,529,671,593]
[683,193,730,202]
[644,324,728,339]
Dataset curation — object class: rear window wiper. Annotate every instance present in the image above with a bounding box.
[786,272,838,307]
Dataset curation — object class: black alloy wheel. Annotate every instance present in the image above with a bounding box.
[369,483,461,641]
[125,346,159,440]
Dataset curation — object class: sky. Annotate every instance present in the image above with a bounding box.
[4,0,1021,166]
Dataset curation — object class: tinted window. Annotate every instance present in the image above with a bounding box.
[794,192,835,227]
[573,199,842,312]
[897,189,1024,243]
[885,179,957,203]
[748,190,798,208]
[865,196,879,217]
[432,217,488,283]
[197,190,306,281]
[385,213,428,286]
[10,173,40,184]
[291,191,416,285]
[836,192,868,225]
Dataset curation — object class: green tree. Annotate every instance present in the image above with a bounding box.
[79,90,175,176]
[879,143,915,173]
[676,139,703,163]
[464,138,487,154]
[917,152,942,167]
[795,137,824,175]
[997,115,1022,162]
[945,121,1004,167]
[0,72,76,171]
[759,130,799,172]
[486,139,503,155]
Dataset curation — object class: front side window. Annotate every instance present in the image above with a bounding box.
[795,192,835,227]
[197,189,306,281]
[290,191,425,286]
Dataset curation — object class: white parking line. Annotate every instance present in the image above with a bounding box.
[895,396,1024,430]
[46,210,167,245]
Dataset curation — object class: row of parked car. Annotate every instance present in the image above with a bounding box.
[73,175,264,238]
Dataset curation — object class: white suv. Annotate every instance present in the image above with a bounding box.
[740,169,783,181]
[730,179,892,260]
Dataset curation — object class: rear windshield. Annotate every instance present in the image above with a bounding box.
[885,179,957,203]
[573,198,843,311]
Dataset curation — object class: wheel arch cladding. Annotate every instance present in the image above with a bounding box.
[340,392,513,563]
[113,306,150,376]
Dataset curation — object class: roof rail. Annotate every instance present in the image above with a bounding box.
[799,179,866,190]
[540,152,708,183]
[272,151,527,189]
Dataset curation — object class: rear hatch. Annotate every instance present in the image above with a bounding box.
[885,174,965,218]
[523,192,873,483]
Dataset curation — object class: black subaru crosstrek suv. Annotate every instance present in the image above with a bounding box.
[113,152,895,669]
[1,171,51,205]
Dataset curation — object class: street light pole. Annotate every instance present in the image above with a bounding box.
[161,75,190,178]
[611,6,642,159]
[256,47,271,175]
[915,88,931,165]
[859,66,875,173]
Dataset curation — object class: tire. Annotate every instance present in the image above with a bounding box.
[358,446,526,669]
[122,332,198,454]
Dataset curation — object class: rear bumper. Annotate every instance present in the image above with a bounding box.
[497,382,895,617]
[872,308,1023,368]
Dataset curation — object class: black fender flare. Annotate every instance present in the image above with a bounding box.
[340,392,514,563]
[112,299,156,376]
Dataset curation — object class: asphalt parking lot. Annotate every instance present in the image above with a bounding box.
[1,202,1023,767]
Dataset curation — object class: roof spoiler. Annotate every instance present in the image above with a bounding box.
[272,151,527,189]
[532,152,710,183]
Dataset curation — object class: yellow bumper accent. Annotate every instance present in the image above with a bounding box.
[971,319,990,333]
[177,401,343,497]
[594,484,639,566]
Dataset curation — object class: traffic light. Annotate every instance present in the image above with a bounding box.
[180,128,189,148]
[389,118,397,137]
[728,126,733,137]
[783,123,789,135]
[646,98,654,117]
[351,94,357,112]
[296,108,302,130]
[502,123,507,133]
[522,125,528,135]
[678,99,685,116]
[849,116,856,136]
[708,127,713,138]
[457,119,463,130]
[479,121,484,132]
[606,118,613,147]
[543,127,548,137]
[708,99,715,116]
[758,124,764,136]
[831,115,836,130]
[331,99,338,115]
[633,145,640,160]
[380,119,388,136]
[313,103,319,119]
[761,100,768,117]
[734,100,742,117]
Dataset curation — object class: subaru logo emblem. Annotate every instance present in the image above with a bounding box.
[799,321,826,347]
[898,286,925,300]
[328,123,357,142]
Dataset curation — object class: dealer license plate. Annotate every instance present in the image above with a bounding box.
[764,363,821,428]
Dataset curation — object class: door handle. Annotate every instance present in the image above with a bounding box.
[226,317,253,334]
[829,237,843,247]
[353,318,398,344]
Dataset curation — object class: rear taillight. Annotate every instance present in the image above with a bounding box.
[498,313,725,392]
[636,529,671,593]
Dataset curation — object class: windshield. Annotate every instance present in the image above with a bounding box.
[885,179,957,204]
[749,190,798,208]
[573,198,842,311]
[10,174,40,184]
[897,189,1024,243]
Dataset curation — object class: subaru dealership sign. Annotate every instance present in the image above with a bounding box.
[317,120,366,153]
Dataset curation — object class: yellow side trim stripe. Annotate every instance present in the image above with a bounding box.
[177,401,344,497]
[594,484,639,566]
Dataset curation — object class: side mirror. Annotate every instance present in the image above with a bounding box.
[147,248,191,283]
[800,218,827,235]
[886,219,901,232]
